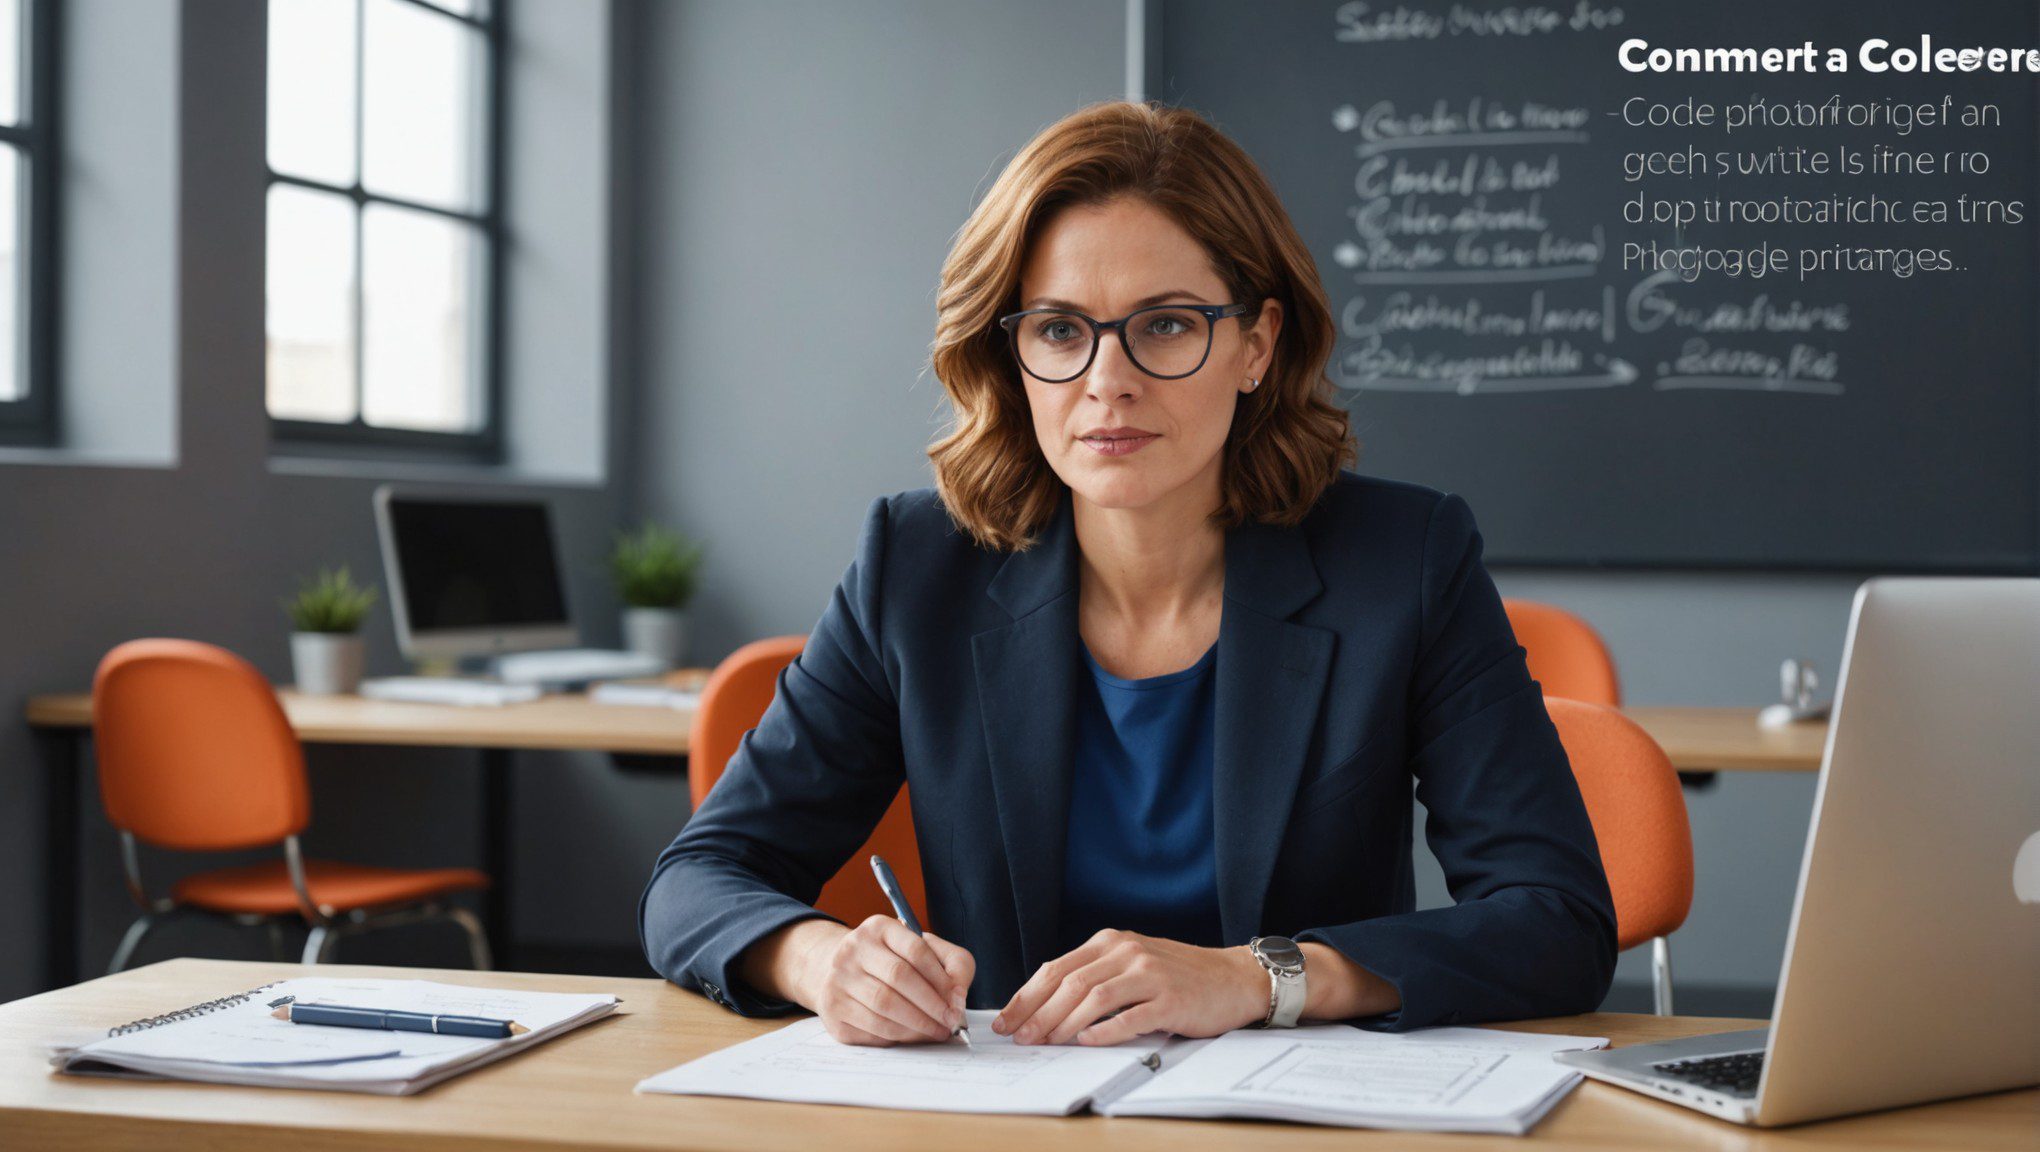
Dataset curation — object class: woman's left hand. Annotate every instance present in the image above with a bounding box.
[991,928,1266,1046]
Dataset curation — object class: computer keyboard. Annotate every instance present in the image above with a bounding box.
[1652,1051,1764,1097]
[357,677,544,707]
[492,648,667,686]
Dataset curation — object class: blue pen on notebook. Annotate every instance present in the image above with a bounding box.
[269,997,527,1039]
[869,854,971,1048]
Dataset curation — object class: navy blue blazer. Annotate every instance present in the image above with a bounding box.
[639,471,1617,1030]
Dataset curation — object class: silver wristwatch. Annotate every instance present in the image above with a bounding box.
[1247,935,1306,1028]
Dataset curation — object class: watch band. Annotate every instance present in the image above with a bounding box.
[1248,936,1307,1028]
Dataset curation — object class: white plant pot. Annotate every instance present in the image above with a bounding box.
[623,607,689,670]
[291,632,366,695]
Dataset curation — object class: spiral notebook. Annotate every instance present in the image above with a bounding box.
[48,976,621,1095]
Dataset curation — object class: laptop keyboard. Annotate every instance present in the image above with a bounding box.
[1652,1051,1764,1097]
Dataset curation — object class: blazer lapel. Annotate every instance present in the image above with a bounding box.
[972,491,1080,976]
[1212,516,1335,943]
[973,491,1336,968]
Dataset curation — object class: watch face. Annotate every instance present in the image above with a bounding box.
[1255,936,1304,970]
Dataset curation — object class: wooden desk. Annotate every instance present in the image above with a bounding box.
[26,697,1826,774]
[1620,707,1827,774]
[20,692,1821,991]
[23,682,704,756]
[3,959,2029,1152]
[23,676,708,991]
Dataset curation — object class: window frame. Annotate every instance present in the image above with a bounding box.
[0,0,60,446]
[265,0,506,462]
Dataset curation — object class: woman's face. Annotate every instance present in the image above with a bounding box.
[1013,196,1281,515]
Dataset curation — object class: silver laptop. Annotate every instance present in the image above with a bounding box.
[1557,577,2040,1126]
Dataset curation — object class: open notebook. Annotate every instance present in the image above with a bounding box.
[50,976,621,1095]
[638,1010,1606,1134]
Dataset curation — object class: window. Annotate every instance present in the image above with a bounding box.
[0,0,55,445]
[265,0,502,456]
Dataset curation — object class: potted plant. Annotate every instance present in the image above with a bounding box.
[609,522,705,669]
[282,566,379,695]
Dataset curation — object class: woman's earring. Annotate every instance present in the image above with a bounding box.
[1245,377,1259,391]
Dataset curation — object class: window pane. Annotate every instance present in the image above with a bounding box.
[267,0,357,185]
[0,0,19,128]
[362,204,479,432]
[0,147,17,401]
[363,0,484,212]
[266,185,358,423]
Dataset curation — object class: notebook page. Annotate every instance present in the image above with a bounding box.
[238,977,620,1084]
[63,977,620,1085]
[637,1008,1167,1115]
[75,1010,403,1067]
[1101,1024,1606,1133]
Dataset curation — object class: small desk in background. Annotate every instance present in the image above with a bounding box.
[1620,707,1828,774]
[23,673,710,991]
[22,693,1823,992]
[3,958,2028,1151]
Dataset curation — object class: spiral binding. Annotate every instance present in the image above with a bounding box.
[106,981,285,1038]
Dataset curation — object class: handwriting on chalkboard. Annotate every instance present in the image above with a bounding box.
[1333,2,1628,44]
[1327,20,1855,397]
[1157,0,2039,568]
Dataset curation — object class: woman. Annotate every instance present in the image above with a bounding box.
[639,100,1615,1048]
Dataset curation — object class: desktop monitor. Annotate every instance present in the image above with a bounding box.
[372,486,579,663]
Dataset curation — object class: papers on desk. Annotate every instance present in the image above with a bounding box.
[50,977,621,1095]
[1100,1024,1607,1134]
[637,1011,1604,1133]
[636,1009,1181,1115]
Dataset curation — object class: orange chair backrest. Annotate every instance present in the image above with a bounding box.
[1505,598,1622,706]
[690,636,927,928]
[92,638,311,852]
[1545,697,1692,949]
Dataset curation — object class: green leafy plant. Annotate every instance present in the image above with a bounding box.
[281,566,380,634]
[609,522,706,609]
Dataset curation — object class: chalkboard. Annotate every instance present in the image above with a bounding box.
[1154,0,2039,570]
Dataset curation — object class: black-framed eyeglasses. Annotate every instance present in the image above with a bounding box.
[996,302,1255,383]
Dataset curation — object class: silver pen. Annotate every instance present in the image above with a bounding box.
[868,854,971,1047]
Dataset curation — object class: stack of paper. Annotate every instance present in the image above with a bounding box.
[638,1011,1603,1133]
[51,977,621,1095]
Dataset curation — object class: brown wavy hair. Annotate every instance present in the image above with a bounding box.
[927,99,1356,553]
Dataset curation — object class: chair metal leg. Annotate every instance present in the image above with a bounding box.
[265,920,289,962]
[447,905,493,971]
[108,914,159,974]
[302,925,338,965]
[1651,935,1675,1017]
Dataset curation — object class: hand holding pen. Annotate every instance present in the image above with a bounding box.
[780,855,976,1047]
[869,855,971,1048]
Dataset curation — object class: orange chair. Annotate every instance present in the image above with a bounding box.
[690,637,927,928]
[1505,598,1622,706]
[1546,697,1693,1015]
[92,639,491,972]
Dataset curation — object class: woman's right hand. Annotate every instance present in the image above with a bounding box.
[781,916,976,1046]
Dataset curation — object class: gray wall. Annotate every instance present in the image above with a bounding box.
[628,0,1129,657]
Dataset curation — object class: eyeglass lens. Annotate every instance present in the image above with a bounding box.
[1014,307,1216,381]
